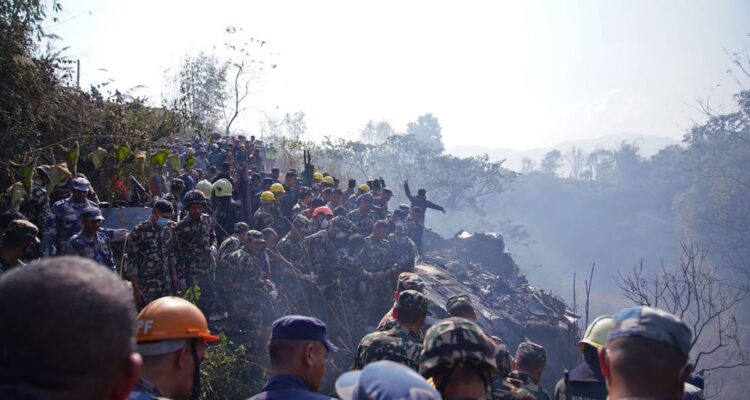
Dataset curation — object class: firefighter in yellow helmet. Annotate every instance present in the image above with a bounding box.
[554,315,613,400]
[130,296,220,400]
[254,191,275,231]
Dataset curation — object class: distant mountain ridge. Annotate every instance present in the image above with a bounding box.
[448,134,681,172]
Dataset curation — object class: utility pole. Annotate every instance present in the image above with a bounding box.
[76,59,80,88]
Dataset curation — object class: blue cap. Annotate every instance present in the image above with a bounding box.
[270,315,338,352]
[335,360,441,400]
[80,207,104,221]
[609,306,692,356]
[71,177,91,192]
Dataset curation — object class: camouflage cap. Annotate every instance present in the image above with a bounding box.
[419,317,496,377]
[80,207,105,221]
[446,294,474,315]
[4,220,40,244]
[489,336,513,378]
[395,290,429,316]
[170,178,185,188]
[515,341,546,365]
[71,177,91,192]
[331,216,355,233]
[395,222,409,236]
[609,306,692,356]
[247,230,265,243]
[396,272,425,293]
[234,222,250,234]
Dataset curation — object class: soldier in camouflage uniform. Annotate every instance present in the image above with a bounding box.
[354,290,429,371]
[376,272,426,332]
[254,190,275,231]
[212,178,241,245]
[373,188,393,220]
[347,193,378,236]
[275,215,314,315]
[488,336,514,383]
[224,230,273,350]
[162,178,185,221]
[43,177,98,256]
[306,215,354,319]
[174,190,217,313]
[270,183,291,237]
[362,220,395,323]
[388,222,418,274]
[125,200,177,309]
[19,167,50,258]
[65,207,116,271]
[218,221,249,260]
[290,188,313,218]
[214,222,250,318]
[419,317,497,399]
[490,342,551,400]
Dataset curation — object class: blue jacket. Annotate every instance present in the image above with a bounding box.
[247,374,333,400]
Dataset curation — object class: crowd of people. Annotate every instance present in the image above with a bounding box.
[0,134,706,400]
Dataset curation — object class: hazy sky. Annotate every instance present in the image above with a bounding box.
[47,0,750,150]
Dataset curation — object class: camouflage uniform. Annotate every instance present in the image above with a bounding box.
[405,218,425,255]
[125,220,176,308]
[362,234,394,321]
[174,213,216,281]
[275,217,314,316]
[376,272,426,332]
[66,230,116,271]
[490,342,550,400]
[291,202,307,218]
[419,317,497,395]
[224,244,268,349]
[43,196,98,256]
[347,208,378,236]
[271,204,291,238]
[253,206,274,231]
[19,183,48,257]
[489,371,550,400]
[388,224,418,274]
[162,192,182,221]
[354,290,428,371]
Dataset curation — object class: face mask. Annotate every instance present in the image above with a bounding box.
[335,231,347,240]
[320,219,330,229]
[156,217,170,227]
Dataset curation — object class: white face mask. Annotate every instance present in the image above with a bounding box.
[319,218,330,229]
[335,231,347,240]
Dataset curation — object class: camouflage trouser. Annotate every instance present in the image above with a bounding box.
[138,279,171,310]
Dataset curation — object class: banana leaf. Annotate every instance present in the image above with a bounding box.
[167,152,181,173]
[150,149,170,170]
[6,182,27,212]
[184,154,196,171]
[88,147,108,170]
[115,142,134,163]
[46,163,72,195]
[68,141,80,176]
[9,158,35,195]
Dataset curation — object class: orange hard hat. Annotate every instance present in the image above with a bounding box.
[136,296,220,343]
[312,206,333,218]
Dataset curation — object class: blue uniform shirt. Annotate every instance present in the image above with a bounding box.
[66,230,116,271]
[247,374,333,400]
[43,197,98,255]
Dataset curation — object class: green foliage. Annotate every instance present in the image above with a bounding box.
[183,283,202,305]
[200,335,261,400]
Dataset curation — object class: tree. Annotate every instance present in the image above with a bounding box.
[359,120,395,144]
[617,243,749,397]
[565,146,586,179]
[585,149,614,181]
[539,149,563,176]
[283,111,307,140]
[166,52,227,134]
[521,157,535,174]
[406,113,444,153]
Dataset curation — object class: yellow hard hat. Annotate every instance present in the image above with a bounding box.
[313,172,324,181]
[260,191,275,202]
[578,315,613,352]
[322,176,334,184]
[212,179,233,197]
[270,183,286,194]
[359,183,371,193]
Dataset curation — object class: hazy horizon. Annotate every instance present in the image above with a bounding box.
[47,0,750,151]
